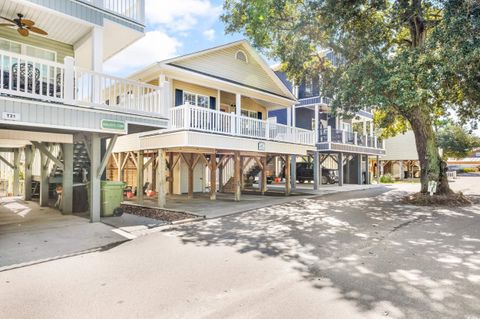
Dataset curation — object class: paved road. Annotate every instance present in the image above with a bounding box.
[1,176,479,319]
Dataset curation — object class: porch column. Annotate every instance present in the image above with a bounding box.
[287,108,292,128]
[90,134,101,222]
[218,160,224,193]
[313,151,319,190]
[240,156,245,191]
[365,155,370,184]
[235,94,241,135]
[151,152,157,191]
[210,154,217,200]
[156,149,166,208]
[234,151,241,201]
[319,155,323,186]
[23,146,33,201]
[380,160,384,176]
[39,150,49,207]
[117,152,124,182]
[285,155,291,195]
[292,105,296,127]
[338,153,344,186]
[357,154,363,185]
[137,151,144,203]
[62,143,73,214]
[376,155,381,183]
[290,155,296,190]
[12,149,20,196]
[91,26,103,104]
[261,155,267,195]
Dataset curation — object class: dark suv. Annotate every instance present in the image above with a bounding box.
[282,162,338,184]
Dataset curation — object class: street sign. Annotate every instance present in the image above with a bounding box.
[428,180,438,196]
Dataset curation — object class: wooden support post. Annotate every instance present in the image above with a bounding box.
[117,152,125,182]
[345,155,350,184]
[376,155,381,183]
[290,155,296,190]
[357,154,363,185]
[313,151,319,190]
[210,154,217,200]
[168,152,174,195]
[187,154,194,199]
[90,134,101,222]
[218,158,224,193]
[39,150,49,207]
[24,146,33,200]
[137,150,144,203]
[338,153,344,186]
[365,155,370,184]
[261,155,267,195]
[234,151,241,201]
[12,149,20,196]
[151,152,157,191]
[240,156,245,191]
[156,149,166,208]
[285,155,291,195]
[62,143,73,214]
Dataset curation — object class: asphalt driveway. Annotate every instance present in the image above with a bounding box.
[0,176,479,319]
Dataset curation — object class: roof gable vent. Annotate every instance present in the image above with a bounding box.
[235,50,248,63]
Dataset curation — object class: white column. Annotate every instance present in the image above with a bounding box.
[363,121,367,136]
[365,155,370,184]
[217,90,221,111]
[63,56,75,105]
[62,143,73,214]
[287,108,292,127]
[338,153,344,186]
[292,105,296,127]
[314,104,319,143]
[235,93,241,135]
[91,26,103,105]
[90,134,101,222]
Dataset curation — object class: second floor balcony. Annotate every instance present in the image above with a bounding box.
[0,49,167,118]
[317,126,385,155]
[80,0,145,24]
[169,104,315,146]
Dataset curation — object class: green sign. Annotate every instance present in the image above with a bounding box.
[101,119,125,132]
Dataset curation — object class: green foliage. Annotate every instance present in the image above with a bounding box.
[380,174,395,183]
[461,167,479,173]
[436,124,480,158]
[222,0,479,194]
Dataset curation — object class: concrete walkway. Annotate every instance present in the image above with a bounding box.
[0,197,127,270]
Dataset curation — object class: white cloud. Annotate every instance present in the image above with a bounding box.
[146,0,222,31]
[203,29,216,41]
[104,31,181,75]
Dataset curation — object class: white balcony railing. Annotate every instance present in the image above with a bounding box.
[318,126,384,149]
[0,50,165,117]
[82,0,145,23]
[170,104,315,146]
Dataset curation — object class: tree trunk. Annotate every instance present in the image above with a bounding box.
[409,108,452,195]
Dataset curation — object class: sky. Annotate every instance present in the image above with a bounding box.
[103,0,243,76]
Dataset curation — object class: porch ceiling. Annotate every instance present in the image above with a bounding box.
[0,0,92,45]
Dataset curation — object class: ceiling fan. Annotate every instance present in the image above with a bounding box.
[0,13,48,37]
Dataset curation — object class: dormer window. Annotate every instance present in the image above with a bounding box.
[235,50,248,63]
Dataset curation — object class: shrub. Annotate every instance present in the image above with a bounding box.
[380,174,395,183]
[462,167,479,173]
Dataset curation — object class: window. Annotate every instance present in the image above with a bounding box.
[241,109,258,119]
[304,78,313,96]
[183,91,210,108]
[0,37,56,62]
[235,50,248,63]
[342,122,352,132]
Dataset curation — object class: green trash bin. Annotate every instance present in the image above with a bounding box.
[101,181,125,217]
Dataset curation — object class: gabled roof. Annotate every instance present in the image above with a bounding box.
[158,40,296,101]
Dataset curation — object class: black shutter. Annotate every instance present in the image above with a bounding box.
[175,89,183,106]
[209,96,216,110]
[257,111,262,120]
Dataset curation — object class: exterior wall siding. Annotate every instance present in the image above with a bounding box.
[383,131,419,161]
[172,44,288,98]
[0,98,168,134]
[26,0,144,31]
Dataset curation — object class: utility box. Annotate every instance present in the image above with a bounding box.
[100,181,125,217]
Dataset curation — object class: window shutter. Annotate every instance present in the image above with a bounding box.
[257,112,262,120]
[209,96,216,110]
[175,89,183,106]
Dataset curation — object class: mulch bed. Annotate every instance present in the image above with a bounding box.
[402,192,475,207]
[121,204,200,223]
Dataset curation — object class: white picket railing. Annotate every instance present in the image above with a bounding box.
[317,125,384,149]
[0,49,65,102]
[74,67,165,117]
[0,50,165,117]
[170,104,315,146]
[81,0,145,23]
